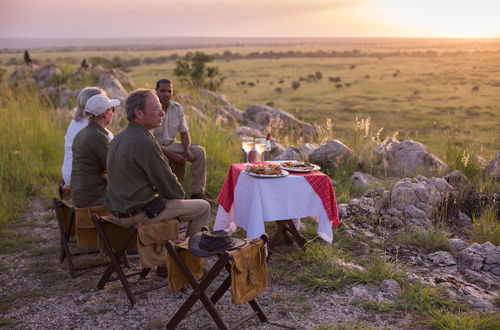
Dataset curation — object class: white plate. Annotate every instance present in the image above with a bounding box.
[243,169,289,178]
[280,162,321,173]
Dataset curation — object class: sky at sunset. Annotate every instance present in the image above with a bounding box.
[1,0,499,39]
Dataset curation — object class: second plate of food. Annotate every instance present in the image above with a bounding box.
[279,161,321,172]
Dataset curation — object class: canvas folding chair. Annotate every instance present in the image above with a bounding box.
[164,234,269,330]
[53,196,105,278]
[92,215,173,306]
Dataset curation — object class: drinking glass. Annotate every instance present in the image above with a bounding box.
[254,138,267,160]
[241,137,254,166]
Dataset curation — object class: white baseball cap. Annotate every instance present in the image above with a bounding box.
[85,94,121,116]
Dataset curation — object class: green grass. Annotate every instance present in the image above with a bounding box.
[0,289,46,313]
[395,282,465,314]
[0,229,32,254]
[396,226,451,252]
[269,241,351,290]
[425,310,500,330]
[350,256,406,285]
[0,86,64,224]
[469,204,500,245]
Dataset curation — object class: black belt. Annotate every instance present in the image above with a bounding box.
[110,209,142,219]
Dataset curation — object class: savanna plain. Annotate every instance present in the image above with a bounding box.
[0,39,499,329]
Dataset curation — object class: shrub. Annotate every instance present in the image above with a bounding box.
[174,51,224,91]
[292,81,300,90]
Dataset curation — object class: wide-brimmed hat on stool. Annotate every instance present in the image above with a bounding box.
[189,229,246,257]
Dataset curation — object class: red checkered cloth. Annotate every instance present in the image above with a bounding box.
[290,171,340,227]
[217,163,248,212]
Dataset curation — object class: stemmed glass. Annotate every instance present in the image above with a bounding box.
[241,137,254,166]
[254,138,267,161]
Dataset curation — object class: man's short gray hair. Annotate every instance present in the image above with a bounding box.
[125,89,156,121]
[74,87,104,122]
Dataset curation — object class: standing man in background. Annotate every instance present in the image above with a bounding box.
[153,79,207,199]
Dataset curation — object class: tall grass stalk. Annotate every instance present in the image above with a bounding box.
[183,96,242,196]
[470,205,500,245]
[0,86,64,224]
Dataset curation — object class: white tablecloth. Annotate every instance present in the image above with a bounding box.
[214,171,334,243]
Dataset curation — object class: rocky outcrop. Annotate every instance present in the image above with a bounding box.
[386,176,453,228]
[458,242,500,276]
[309,140,355,170]
[375,138,449,177]
[274,143,318,161]
[243,104,317,142]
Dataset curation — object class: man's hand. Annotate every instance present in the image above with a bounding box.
[185,149,194,162]
[169,152,187,164]
[161,146,186,164]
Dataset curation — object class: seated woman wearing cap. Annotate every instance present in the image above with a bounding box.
[62,87,115,187]
[70,94,120,208]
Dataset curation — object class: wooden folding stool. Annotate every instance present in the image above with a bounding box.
[53,197,105,278]
[164,235,269,330]
[92,215,171,306]
[268,219,308,259]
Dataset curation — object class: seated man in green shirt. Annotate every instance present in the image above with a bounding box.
[104,89,210,237]
[71,94,119,208]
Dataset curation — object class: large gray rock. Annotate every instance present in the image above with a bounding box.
[243,104,317,142]
[484,152,500,180]
[428,251,456,267]
[458,242,500,276]
[350,171,382,188]
[274,143,318,161]
[33,63,61,87]
[388,176,453,228]
[375,138,449,177]
[98,73,128,101]
[309,140,355,170]
[201,90,244,123]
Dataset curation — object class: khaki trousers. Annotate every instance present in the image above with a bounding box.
[165,143,206,195]
[110,199,211,237]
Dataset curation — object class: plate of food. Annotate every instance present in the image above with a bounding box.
[279,161,321,173]
[244,164,289,178]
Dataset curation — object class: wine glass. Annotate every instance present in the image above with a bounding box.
[254,138,267,161]
[241,137,254,166]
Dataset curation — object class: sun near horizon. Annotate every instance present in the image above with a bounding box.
[0,0,499,40]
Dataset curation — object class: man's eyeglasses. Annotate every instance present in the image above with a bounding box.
[107,107,116,114]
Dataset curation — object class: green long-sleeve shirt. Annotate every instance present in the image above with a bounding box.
[71,121,110,208]
[104,122,184,214]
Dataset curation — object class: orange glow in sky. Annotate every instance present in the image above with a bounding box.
[0,0,498,39]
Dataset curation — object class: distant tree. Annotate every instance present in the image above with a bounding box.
[24,50,32,65]
[173,51,224,91]
[0,67,6,84]
[292,81,300,90]
[275,87,282,93]
[315,71,322,80]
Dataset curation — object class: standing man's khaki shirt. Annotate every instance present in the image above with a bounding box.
[152,101,188,146]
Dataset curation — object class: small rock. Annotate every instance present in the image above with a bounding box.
[379,279,402,298]
[448,238,468,251]
[428,251,456,267]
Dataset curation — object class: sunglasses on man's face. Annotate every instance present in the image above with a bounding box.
[107,107,116,114]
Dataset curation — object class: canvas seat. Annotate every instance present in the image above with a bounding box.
[164,233,269,330]
[53,184,109,278]
[92,214,179,305]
